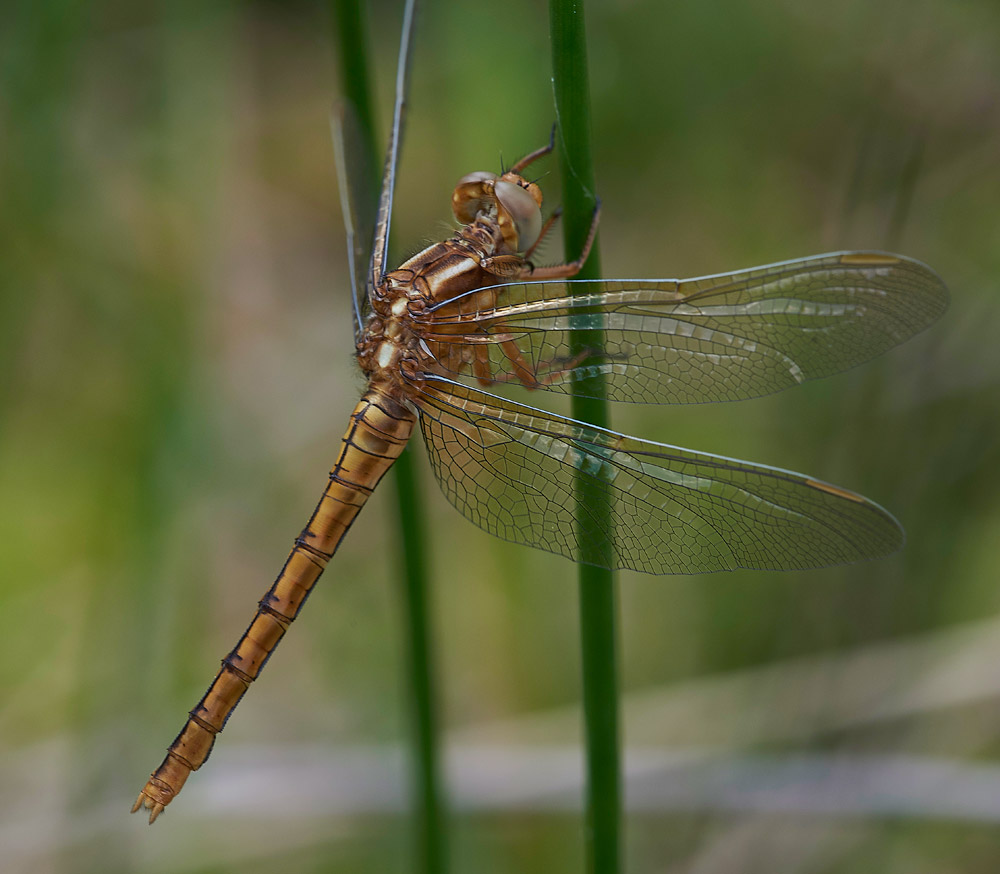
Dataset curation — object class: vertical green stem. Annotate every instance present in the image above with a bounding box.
[391,448,445,874]
[330,0,379,171]
[331,3,445,872]
[549,2,621,873]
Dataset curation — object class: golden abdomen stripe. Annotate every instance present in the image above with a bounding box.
[132,388,415,823]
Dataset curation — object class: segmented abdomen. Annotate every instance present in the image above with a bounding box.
[133,388,415,823]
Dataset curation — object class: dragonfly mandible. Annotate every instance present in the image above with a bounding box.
[132,6,947,825]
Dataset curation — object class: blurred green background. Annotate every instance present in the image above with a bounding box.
[2,0,998,871]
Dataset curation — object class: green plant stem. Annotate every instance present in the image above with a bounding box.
[330,0,378,169]
[331,3,445,873]
[391,448,444,874]
[549,2,621,873]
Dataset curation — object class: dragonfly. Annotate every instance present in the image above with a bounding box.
[132,0,947,824]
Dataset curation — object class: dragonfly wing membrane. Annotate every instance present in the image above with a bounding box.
[332,102,378,338]
[421,252,948,404]
[416,376,903,574]
[368,0,419,289]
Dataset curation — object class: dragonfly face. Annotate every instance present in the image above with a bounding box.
[452,169,545,252]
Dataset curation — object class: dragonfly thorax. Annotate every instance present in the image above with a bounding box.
[356,150,566,395]
[356,212,529,393]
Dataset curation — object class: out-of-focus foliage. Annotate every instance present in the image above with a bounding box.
[1,0,998,872]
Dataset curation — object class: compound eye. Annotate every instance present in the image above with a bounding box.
[494,180,542,251]
[456,171,498,187]
[452,171,498,223]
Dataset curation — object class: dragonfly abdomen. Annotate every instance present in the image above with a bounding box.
[132,388,415,823]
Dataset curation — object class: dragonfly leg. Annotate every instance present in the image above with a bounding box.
[523,208,562,262]
[510,125,556,173]
[523,199,601,280]
[472,344,494,385]
[523,345,602,386]
[479,253,529,278]
[472,325,603,391]
[472,336,536,387]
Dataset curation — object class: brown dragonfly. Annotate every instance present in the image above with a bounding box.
[132,4,947,824]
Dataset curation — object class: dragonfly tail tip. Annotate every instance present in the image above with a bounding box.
[131,790,166,824]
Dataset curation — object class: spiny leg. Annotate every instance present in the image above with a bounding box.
[524,199,601,281]
[495,340,606,389]
[468,321,607,391]
[511,125,556,174]
[523,208,563,263]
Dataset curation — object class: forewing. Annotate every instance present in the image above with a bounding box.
[415,375,903,574]
[419,252,948,404]
[368,0,418,289]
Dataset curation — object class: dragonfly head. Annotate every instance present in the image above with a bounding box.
[452,170,543,253]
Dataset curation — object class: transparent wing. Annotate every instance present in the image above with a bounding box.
[332,102,377,339]
[414,375,903,574]
[418,252,948,404]
[368,0,419,289]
